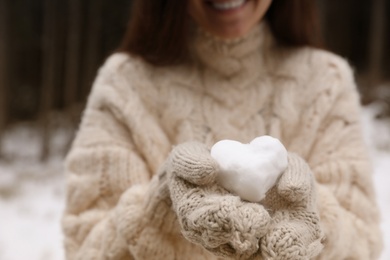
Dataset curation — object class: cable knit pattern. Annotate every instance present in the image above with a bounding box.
[62,23,383,259]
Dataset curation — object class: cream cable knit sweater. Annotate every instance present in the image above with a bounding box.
[62,24,383,259]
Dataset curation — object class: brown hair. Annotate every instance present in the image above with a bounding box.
[119,0,323,66]
[265,0,323,48]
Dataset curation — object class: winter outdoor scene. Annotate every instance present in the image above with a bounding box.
[1,0,389,260]
[1,103,390,260]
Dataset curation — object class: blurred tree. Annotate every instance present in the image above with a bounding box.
[386,1,390,79]
[81,0,104,101]
[40,0,64,160]
[0,0,9,138]
[64,0,82,108]
[8,0,43,121]
[366,0,387,103]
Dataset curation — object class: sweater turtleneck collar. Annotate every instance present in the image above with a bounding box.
[191,22,273,77]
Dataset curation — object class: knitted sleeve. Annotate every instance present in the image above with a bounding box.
[61,54,174,259]
[307,56,383,259]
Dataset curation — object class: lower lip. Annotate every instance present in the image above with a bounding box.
[207,0,248,15]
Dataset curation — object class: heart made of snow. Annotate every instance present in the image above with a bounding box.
[210,135,288,202]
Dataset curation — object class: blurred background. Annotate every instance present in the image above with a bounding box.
[0,0,389,259]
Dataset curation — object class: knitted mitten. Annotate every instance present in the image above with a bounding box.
[259,153,325,260]
[167,142,271,259]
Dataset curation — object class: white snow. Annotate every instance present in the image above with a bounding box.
[0,161,65,260]
[211,136,288,202]
[0,104,389,260]
[362,102,390,260]
[0,123,67,260]
[372,149,390,259]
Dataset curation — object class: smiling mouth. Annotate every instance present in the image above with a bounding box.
[207,0,248,11]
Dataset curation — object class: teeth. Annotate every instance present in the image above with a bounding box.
[212,0,246,10]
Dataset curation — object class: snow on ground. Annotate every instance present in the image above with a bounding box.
[0,161,65,260]
[363,102,390,260]
[372,149,390,260]
[0,122,69,260]
[0,106,389,260]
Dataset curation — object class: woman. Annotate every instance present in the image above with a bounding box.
[62,0,383,259]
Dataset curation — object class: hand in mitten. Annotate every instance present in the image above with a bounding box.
[259,153,325,260]
[167,142,271,259]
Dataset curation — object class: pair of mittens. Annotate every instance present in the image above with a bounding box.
[166,142,324,259]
